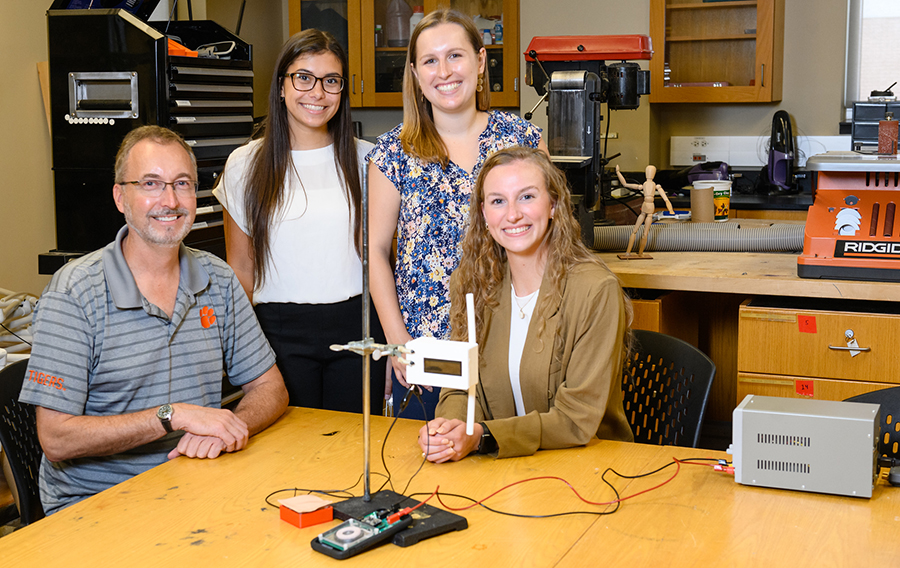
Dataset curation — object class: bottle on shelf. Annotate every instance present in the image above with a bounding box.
[374,24,384,48]
[493,21,503,45]
[385,0,413,48]
[409,6,424,34]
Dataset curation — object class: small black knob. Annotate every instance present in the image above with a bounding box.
[577,45,584,52]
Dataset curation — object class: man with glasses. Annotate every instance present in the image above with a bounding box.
[19,125,288,515]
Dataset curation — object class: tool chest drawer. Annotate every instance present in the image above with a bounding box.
[738,297,900,383]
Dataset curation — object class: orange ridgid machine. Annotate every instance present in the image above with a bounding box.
[799,152,900,282]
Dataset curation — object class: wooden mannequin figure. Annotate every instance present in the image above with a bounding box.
[615,164,674,260]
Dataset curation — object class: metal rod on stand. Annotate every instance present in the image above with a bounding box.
[361,164,372,502]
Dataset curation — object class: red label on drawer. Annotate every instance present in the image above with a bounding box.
[796,380,814,397]
[798,315,817,333]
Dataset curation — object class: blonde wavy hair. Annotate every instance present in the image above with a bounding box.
[449,146,629,349]
[400,8,491,168]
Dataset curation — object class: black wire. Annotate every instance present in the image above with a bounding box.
[376,415,401,493]
[407,457,722,519]
[0,322,32,346]
[375,386,425,494]
[165,0,179,34]
[605,190,641,218]
[399,390,429,496]
[264,479,362,508]
[266,384,437,513]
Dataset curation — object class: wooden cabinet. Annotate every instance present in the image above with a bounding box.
[629,289,699,347]
[649,0,784,103]
[289,0,519,108]
[737,297,900,404]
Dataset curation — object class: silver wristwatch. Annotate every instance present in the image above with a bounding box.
[157,403,174,433]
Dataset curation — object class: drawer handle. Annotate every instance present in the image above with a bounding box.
[827,345,871,352]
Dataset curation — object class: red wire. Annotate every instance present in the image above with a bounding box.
[409,487,437,512]
[433,458,683,512]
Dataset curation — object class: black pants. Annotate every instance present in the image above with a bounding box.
[254,296,386,413]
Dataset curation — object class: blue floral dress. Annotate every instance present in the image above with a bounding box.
[368,110,542,340]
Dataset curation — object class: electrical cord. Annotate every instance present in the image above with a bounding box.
[606,181,643,218]
[265,387,430,513]
[410,457,725,519]
[1,322,31,347]
[195,41,236,58]
[263,471,386,508]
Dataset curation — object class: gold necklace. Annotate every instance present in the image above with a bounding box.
[513,289,538,319]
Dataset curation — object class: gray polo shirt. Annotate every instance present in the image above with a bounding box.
[19,226,276,515]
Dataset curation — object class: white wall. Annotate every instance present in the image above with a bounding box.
[0,4,55,296]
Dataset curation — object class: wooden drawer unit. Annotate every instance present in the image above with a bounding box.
[629,289,698,347]
[736,373,890,403]
[738,297,900,403]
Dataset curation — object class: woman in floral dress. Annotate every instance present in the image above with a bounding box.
[368,9,546,419]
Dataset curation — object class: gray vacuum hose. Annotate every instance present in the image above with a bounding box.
[592,222,804,252]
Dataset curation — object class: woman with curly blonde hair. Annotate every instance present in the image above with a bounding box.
[418,146,633,461]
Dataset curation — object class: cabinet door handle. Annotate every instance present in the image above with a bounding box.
[352,74,356,94]
[827,345,871,352]
[760,64,765,88]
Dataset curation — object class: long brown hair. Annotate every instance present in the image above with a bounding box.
[239,29,362,287]
[450,147,629,348]
[400,8,491,168]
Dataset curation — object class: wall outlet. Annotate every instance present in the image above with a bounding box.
[670,136,851,168]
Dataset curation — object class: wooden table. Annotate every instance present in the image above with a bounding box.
[1,408,898,566]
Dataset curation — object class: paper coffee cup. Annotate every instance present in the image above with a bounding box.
[706,180,732,222]
[690,182,715,223]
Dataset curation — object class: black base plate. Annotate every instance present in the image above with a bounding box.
[331,490,468,547]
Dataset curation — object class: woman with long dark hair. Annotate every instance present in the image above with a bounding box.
[214,29,385,412]
[368,9,546,420]
[418,146,634,461]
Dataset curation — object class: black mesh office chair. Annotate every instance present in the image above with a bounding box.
[844,386,900,462]
[0,359,45,525]
[622,329,716,448]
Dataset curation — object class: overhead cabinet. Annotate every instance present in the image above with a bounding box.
[649,0,784,103]
[289,0,519,108]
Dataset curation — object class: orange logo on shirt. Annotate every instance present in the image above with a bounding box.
[27,369,66,391]
[200,306,216,328]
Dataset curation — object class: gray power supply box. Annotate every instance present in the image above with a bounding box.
[730,395,880,498]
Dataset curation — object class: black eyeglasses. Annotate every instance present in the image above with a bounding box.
[284,72,345,94]
[119,179,198,197]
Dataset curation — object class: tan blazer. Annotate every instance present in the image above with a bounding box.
[437,261,634,458]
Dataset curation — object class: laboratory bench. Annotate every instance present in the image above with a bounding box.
[600,250,900,425]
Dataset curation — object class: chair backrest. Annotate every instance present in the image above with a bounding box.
[622,329,716,448]
[844,386,900,461]
[0,359,45,525]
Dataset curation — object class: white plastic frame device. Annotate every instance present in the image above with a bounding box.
[405,293,479,435]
